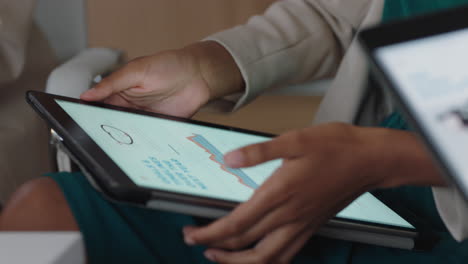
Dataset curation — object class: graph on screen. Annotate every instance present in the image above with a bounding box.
[187,134,259,189]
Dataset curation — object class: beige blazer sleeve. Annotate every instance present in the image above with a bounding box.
[205,0,373,110]
[0,0,35,83]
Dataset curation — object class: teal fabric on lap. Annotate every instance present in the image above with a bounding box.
[49,172,357,263]
[48,172,214,264]
[49,172,468,263]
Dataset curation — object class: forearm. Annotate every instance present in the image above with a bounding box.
[205,0,373,109]
[358,127,468,242]
[358,127,447,189]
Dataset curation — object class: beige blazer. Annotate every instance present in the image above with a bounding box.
[0,0,56,202]
[207,0,468,241]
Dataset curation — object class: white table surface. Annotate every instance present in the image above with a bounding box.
[0,232,84,264]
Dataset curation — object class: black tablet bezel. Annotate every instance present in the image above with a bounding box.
[359,4,468,204]
[360,4,468,51]
[27,91,423,236]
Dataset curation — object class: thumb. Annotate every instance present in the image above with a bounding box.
[81,61,145,101]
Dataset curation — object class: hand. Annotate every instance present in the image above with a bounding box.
[81,41,244,118]
[182,123,380,263]
[183,123,445,264]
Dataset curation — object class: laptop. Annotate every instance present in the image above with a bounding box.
[360,5,468,202]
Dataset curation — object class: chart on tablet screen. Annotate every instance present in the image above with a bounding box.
[187,134,259,190]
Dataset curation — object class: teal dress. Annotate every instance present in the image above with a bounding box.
[49,1,468,263]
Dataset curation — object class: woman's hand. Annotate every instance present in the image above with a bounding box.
[183,123,445,264]
[81,41,243,118]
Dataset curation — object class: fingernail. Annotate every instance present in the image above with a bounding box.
[80,89,94,99]
[184,235,195,245]
[183,226,195,235]
[204,251,216,262]
[225,151,244,168]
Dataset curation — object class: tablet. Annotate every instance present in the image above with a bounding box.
[27,91,434,250]
[360,5,468,204]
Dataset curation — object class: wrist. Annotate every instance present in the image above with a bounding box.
[356,127,447,189]
[183,41,244,100]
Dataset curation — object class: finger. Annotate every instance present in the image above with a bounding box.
[277,226,316,263]
[275,195,361,263]
[201,192,364,263]
[246,214,331,264]
[224,130,307,168]
[209,203,293,250]
[204,222,306,264]
[81,61,146,101]
[103,94,137,108]
[209,163,309,250]
[184,166,292,246]
[208,172,365,252]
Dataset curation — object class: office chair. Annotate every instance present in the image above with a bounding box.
[35,0,123,172]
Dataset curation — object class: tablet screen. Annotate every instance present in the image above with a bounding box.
[375,28,468,198]
[55,99,414,229]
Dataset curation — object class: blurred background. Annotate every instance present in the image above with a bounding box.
[88,0,277,60]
